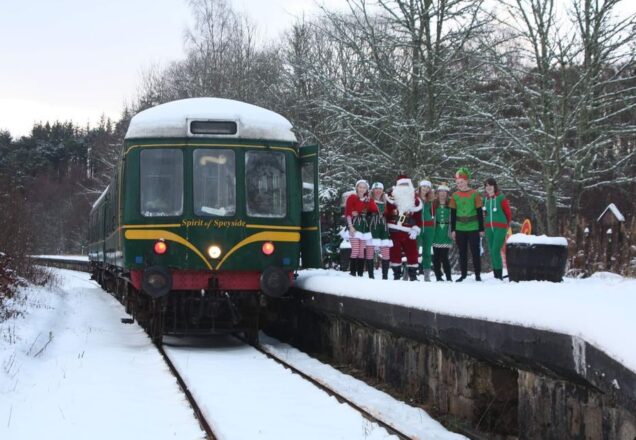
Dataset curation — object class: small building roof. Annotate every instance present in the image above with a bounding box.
[597,203,625,223]
[125,98,296,143]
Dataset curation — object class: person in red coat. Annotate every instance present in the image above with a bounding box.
[385,175,422,280]
[345,180,379,277]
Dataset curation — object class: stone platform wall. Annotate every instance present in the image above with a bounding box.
[264,290,636,439]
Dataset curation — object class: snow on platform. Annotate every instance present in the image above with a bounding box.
[295,270,636,374]
[32,254,89,261]
[0,269,203,440]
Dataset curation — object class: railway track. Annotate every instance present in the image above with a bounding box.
[243,336,412,440]
[155,342,219,440]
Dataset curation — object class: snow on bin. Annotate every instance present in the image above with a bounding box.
[506,234,568,282]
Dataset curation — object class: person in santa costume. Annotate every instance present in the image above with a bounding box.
[416,180,435,281]
[345,180,379,277]
[384,175,422,281]
[369,182,393,279]
[449,167,484,282]
[483,177,512,280]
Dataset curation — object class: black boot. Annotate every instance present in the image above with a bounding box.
[381,260,390,280]
[456,274,467,282]
[475,273,482,282]
[407,267,418,281]
[494,269,503,280]
[356,259,364,277]
[366,259,375,279]
[392,266,402,280]
[349,258,356,276]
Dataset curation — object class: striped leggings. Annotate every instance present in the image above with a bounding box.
[350,238,390,260]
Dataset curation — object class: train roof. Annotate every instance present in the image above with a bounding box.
[125,98,297,143]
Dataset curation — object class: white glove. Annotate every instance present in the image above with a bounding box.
[409,226,420,240]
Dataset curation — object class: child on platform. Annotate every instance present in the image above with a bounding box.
[432,184,453,281]
[417,180,435,281]
[370,182,392,279]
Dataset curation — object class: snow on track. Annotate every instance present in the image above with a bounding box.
[0,268,204,440]
[163,337,397,440]
[260,335,466,440]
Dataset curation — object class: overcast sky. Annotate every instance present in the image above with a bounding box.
[1,0,634,138]
[0,0,343,137]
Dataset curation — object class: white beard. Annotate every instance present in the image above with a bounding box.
[393,185,415,213]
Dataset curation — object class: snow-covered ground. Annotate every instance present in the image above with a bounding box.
[260,335,465,440]
[31,254,89,261]
[296,269,636,374]
[1,268,464,439]
[0,269,204,440]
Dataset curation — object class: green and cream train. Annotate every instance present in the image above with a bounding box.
[88,98,321,341]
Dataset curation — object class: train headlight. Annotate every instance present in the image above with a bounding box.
[208,245,222,259]
[262,241,275,256]
[154,240,167,255]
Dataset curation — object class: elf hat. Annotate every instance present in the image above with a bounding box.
[437,183,450,192]
[371,182,384,190]
[455,167,471,180]
[418,179,432,188]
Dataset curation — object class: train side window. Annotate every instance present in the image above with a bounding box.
[301,162,315,212]
[245,151,286,218]
[193,149,236,216]
[140,149,183,217]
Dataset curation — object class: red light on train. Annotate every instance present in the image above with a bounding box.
[154,240,167,255]
[262,242,275,256]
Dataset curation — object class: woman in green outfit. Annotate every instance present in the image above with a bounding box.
[483,178,512,280]
[369,182,392,279]
[432,184,453,281]
[417,180,435,281]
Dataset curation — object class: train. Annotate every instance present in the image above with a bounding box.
[88,98,321,342]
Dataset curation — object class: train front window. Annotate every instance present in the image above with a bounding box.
[193,149,236,216]
[245,151,286,218]
[140,149,183,217]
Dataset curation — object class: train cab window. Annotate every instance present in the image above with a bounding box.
[140,149,183,217]
[245,151,286,218]
[301,162,315,212]
[193,149,236,216]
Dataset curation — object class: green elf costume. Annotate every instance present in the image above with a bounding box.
[449,167,484,282]
[483,177,512,280]
[417,180,435,281]
[432,184,453,281]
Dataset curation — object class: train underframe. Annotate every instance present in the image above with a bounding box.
[93,264,270,344]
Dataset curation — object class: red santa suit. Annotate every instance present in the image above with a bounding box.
[385,179,423,268]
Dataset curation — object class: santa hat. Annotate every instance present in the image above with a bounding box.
[418,179,432,188]
[437,183,450,192]
[355,179,369,189]
[455,167,471,180]
[396,174,412,186]
[371,182,384,190]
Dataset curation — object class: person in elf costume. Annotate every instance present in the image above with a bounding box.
[345,180,379,277]
[385,175,422,281]
[416,180,435,281]
[432,184,453,281]
[370,182,393,279]
[483,177,512,280]
[449,167,484,282]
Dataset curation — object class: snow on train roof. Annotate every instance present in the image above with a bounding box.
[125,98,297,142]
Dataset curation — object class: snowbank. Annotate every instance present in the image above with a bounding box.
[506,233,568,246]
[0,269,203,440]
